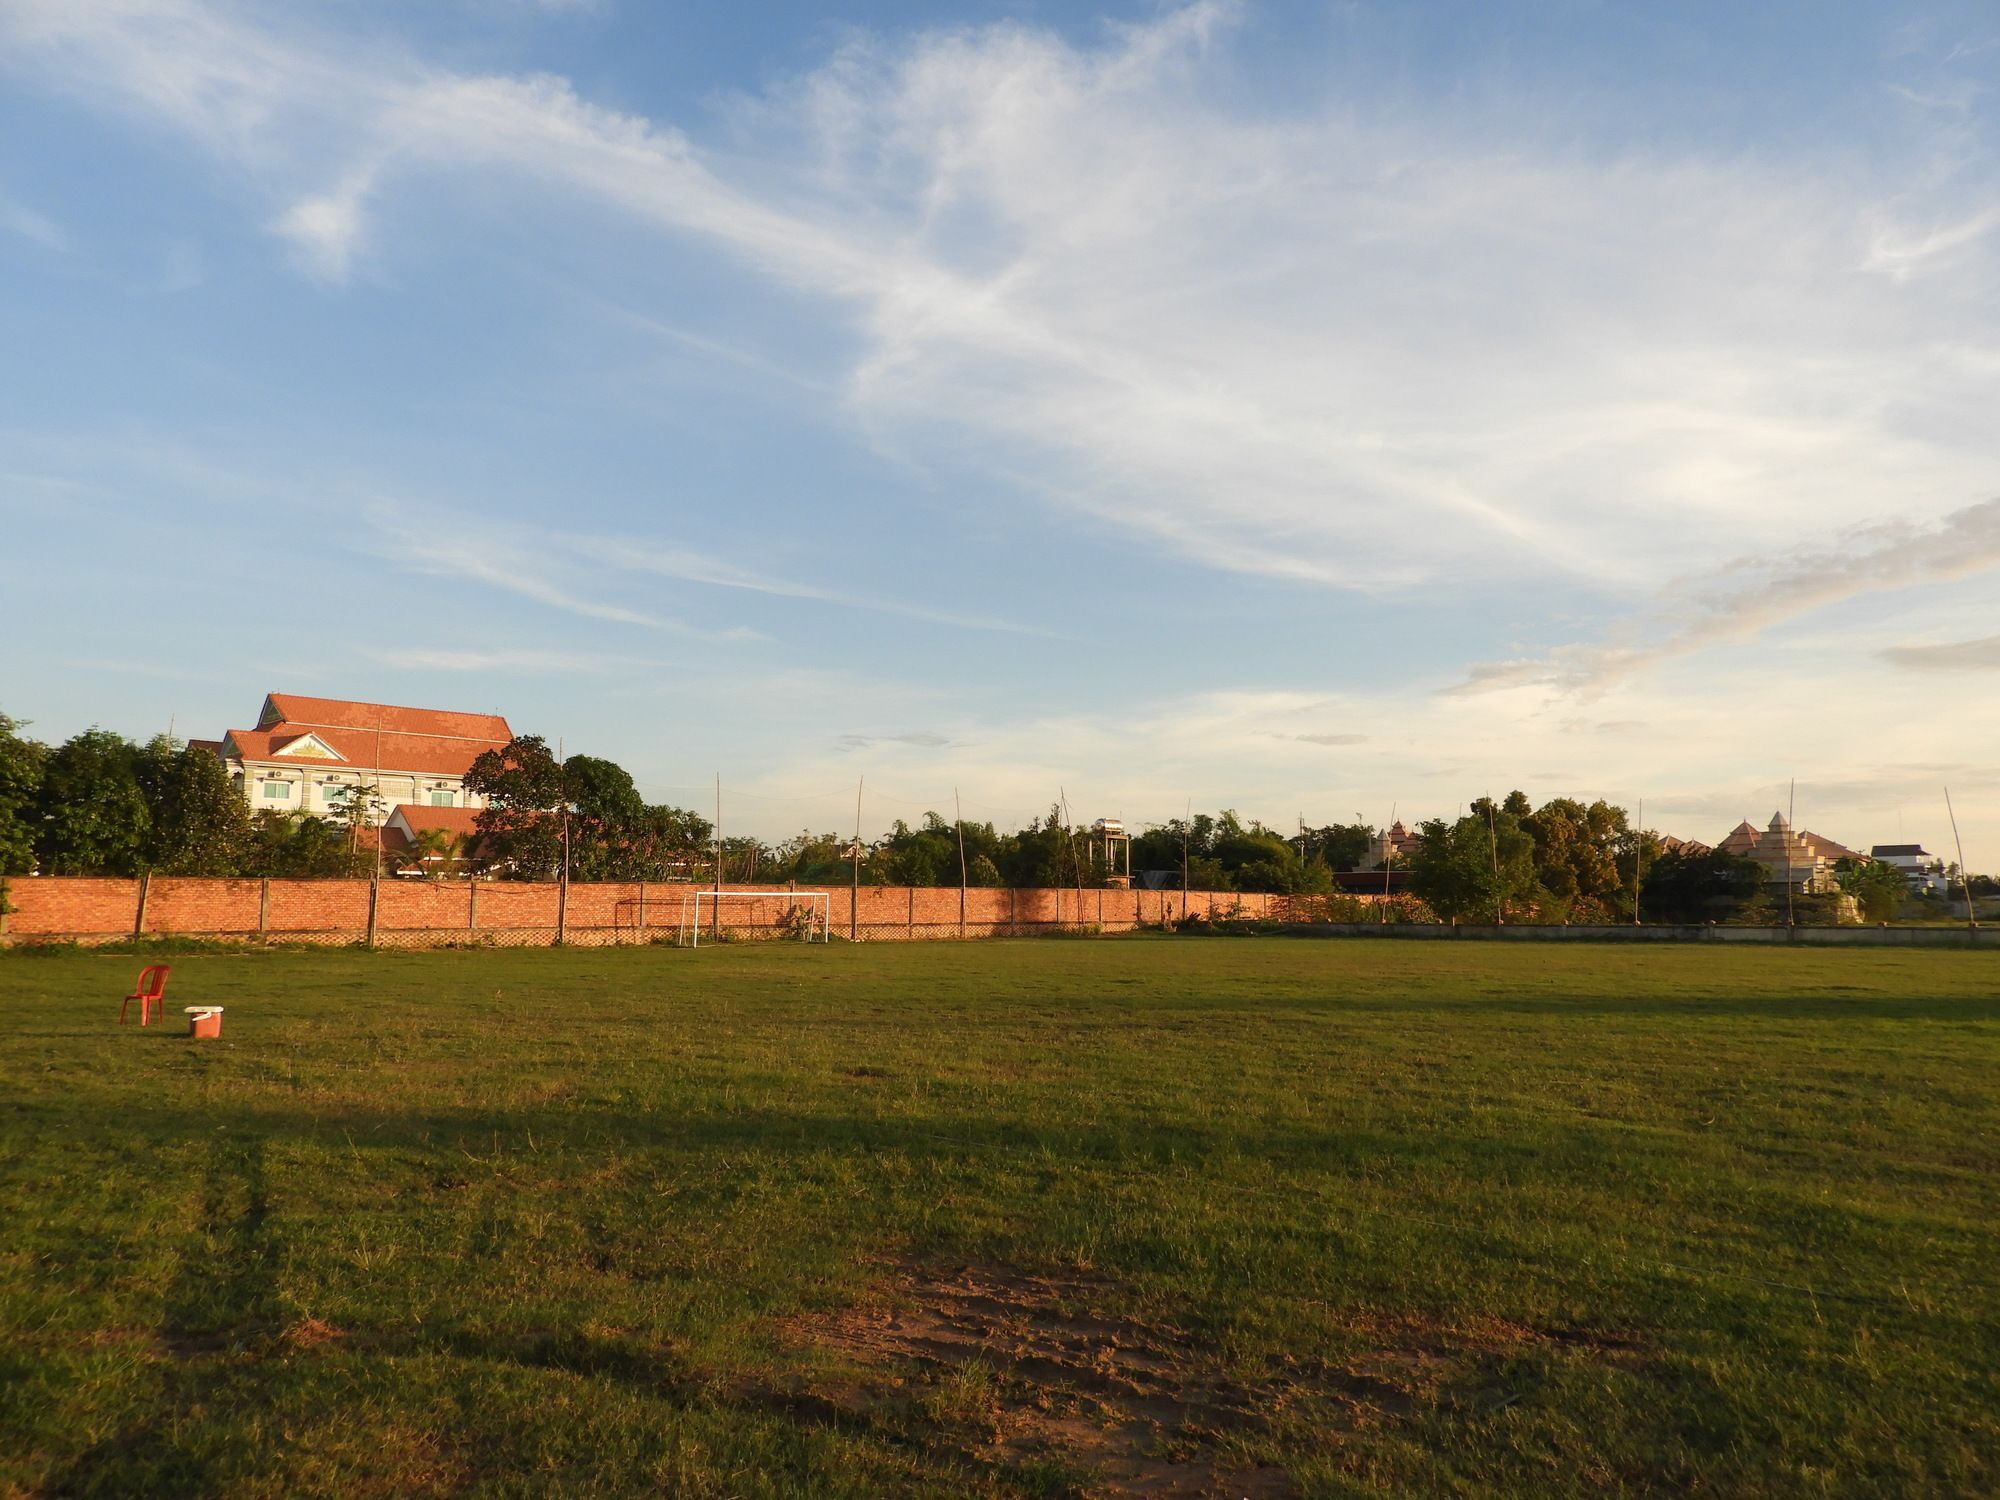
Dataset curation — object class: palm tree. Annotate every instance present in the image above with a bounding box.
[391,828,463,878]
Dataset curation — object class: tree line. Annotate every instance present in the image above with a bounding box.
[0,716,1969,923]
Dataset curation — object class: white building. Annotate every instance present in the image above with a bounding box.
[198,694,512,827]
[1870,844,1947,896]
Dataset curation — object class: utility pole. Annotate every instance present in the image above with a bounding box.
[1946,785,1978,932]
[1632,798,1644,925]
[851,775,863,941]
[713,772,722,941]
[1486,794,1503,925]
[1181,798,1190,922]
[556,736,570,946]
[1380,803,1395,925]
[955,787,968,940]
[1785,779,1796,928]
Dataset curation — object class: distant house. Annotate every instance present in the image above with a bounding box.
[208,693,512,826]
[1870,844,1947,896]
[1656,834,1712,858]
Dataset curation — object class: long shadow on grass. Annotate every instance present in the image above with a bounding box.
[44,1135,300,1499]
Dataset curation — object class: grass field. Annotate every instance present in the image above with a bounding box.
[3,937,1997,1498]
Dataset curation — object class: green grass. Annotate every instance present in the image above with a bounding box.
[3,937,1997,1497]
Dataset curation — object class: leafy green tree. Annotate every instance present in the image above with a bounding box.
[1521,797,1629,920]
[1639,847,1764,924]
[1304,822,1374,872]
[243,811,366,878]
[392,827,463,878]
[1407,810,1537,922]
[134,737,251,874]
[1833,857,1908,922]
[0,712,46,875]
[466,735,707,881]
[35,728,149,875]
[326,781,386,857]
[464,735,570,879]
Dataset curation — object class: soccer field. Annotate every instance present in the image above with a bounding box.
[3,937,1996,1497]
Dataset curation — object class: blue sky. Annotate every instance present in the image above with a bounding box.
[3,0,1998,855]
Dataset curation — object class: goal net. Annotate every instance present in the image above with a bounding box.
[677,890,831,948]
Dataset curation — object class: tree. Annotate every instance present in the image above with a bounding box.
[464,736,569,879]
[134,737,251,874]
[1407,810,1537,922]
[326,781,386,858]
[465,735,707,881]
[392,827,463,878]
[243,811,368,878]
[1305,822,1374,872]
[0,712,46,875]
[1834,857,1908,922]
[1639,847,1763,924]
[1521,797,1629,920]
[35,729,149,875]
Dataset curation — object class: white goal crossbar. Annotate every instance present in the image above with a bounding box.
[678,889,832,948]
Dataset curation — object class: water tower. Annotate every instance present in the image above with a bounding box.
[1091,817,1133,888]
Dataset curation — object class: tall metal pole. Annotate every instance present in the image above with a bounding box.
[1181,798,1190,924]
[1486,793,1502,925]
[954,787,968,940]
[1381,803,1395,924]
[1632,798,1643,925]
[851,775,863,941]
[1945,785,1978,932]
[712,772,722,940]
[1785,778,1796,927]
[557,736,569,946]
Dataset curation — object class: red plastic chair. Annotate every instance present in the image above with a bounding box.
[121,964,171,1027]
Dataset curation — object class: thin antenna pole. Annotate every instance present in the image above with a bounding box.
[955,787,968,939]
[1945,785,1978,932]
[373,723,384,880]
[557,736,569,945]
[1632,798,1644,925]
[1381,803,1395,924]
[1060,787,1084,918]
[1181,798,1190,920]
[1785,778,1796,927]
[852,775,863,940]
[1486,793,1502,925]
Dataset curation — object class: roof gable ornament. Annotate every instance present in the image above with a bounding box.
[271,732,344,761]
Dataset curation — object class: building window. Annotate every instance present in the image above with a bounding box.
[261,781,291,800]
[429,791,455,807]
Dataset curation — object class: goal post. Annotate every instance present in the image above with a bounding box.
[678,890,832,948]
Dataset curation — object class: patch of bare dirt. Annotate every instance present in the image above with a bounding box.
[788,1260,1334,1498]
[787,1260,1649,1497]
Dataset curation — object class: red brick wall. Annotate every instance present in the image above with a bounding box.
[0,876,1266,946]
[3,877,141,938]
[146,878,262,936]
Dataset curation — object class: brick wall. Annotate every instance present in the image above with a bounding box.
[0,876,1267,946]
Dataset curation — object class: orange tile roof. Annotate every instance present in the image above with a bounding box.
[388,804,484,836]
[261,694,511,743]
[222,693,513,778]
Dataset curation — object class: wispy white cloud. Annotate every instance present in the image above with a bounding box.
[1451,498,2000,697]
[0,187,65,249]
[12,0,1998,602]
[1880,633,2000,671]
[1863,203,2000,280]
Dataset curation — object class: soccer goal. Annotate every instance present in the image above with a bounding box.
[677,890,832,948]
